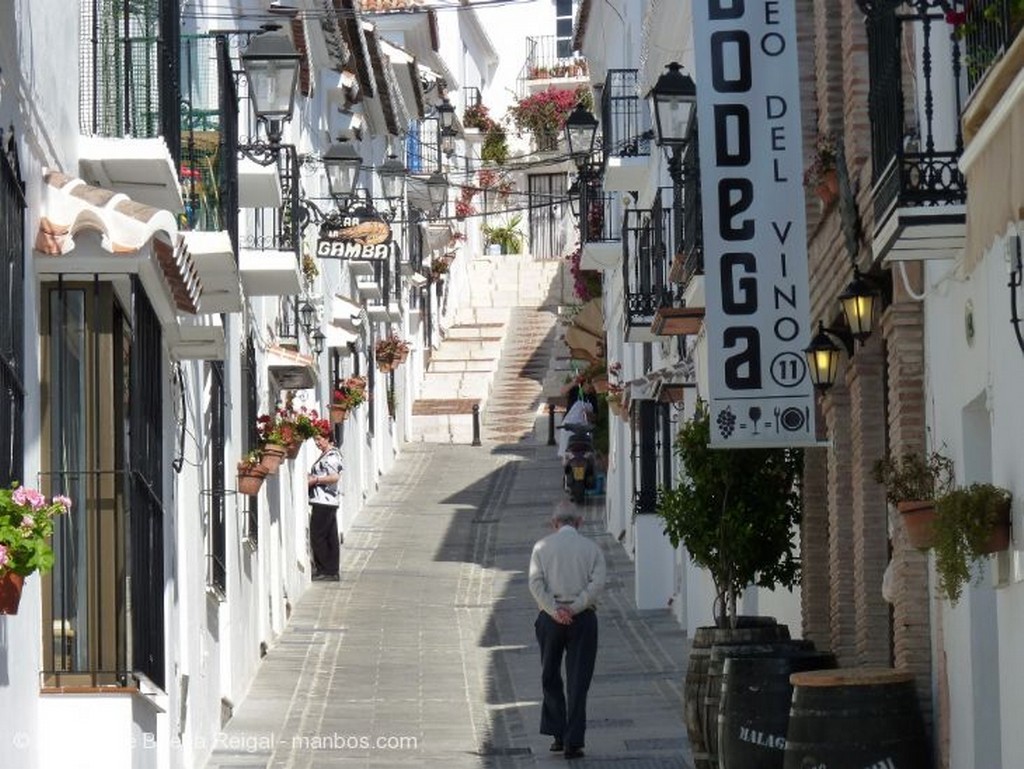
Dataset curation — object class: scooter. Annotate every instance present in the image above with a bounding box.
[561,423,597,505]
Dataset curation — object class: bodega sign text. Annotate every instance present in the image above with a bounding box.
[693,0,817,448]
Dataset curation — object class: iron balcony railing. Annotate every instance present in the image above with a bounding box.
[516,35,589,94]
[623,191,673,334]
[583,187,622,245]
[680,124,703,287]
[958,0,1024,95]
[601,69,651,163]
[79,0,181,168]
[863,1,966,227]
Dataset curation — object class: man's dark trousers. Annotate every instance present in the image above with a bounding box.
[534,608,598,749]
[310,503,340,575]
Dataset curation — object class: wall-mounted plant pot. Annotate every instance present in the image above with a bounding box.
[897,500,936,550]
[285,440,302,459]
[261,443,287,474]
[237,467,267,496]
[978,499,1012,555]
[330,404,349,424]
[816,168,839,208]
[0,571,25,615]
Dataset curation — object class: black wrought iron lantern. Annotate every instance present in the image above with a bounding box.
[426,171,448,217]
[312,329,326,356]
[437,97,456,135]
[838,269,879,344]
[564,103,599,170]
[323,141,362,203]
[241,31,302,141]
[804,321,852,391]
[647,62,697,148]
[299,301,316,333]
[567,177,581,219]
[378,153,407,202]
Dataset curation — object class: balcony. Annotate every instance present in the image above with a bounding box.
[623,192,672,343]
[959,0,1024,97]
[516,36,589,96]
[600,69,652,192]
[863,2,967,263]
[579,187,623,271]
[668,127,704,310]
[78,0,182,212]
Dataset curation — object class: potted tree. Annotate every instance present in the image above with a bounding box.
[933,483,1012,604]
[656,403,803,769]
[872,451,955,549]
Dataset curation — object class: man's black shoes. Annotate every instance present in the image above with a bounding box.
[563,747,585,760]
[549,739,563,752]
[312,572,340,581]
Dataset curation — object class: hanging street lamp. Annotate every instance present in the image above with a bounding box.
[241,30,302,144]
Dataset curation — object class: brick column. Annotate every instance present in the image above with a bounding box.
[846,335,890,666]
[882,292,933,727]
[823,381,856,665]
[801,445,831,647]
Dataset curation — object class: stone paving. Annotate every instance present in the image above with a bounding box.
[204,439,693,769]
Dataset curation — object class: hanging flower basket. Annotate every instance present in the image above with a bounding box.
[816,168,839,207]
[0,571,25,615]
[237,458,268,496]
[260,442,287,474]
[285,439,302,459]
[330,404,349,424]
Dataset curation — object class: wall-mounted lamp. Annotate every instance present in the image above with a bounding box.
[323,140,362,204]
[378,152,407,203]
[565,102,599,172]
[241,30,301,145]
[838,268,882,344]
[803,321,854,391]
[299,300,316,334]
[437,97,456,135]
[567,177,581,219]
[312,329,326,356]
[426,171,448,218]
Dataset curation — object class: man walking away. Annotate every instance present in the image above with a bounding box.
[528,503,607,759]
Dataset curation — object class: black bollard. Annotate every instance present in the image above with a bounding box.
[472,404,482,446]
[548,403,557,446]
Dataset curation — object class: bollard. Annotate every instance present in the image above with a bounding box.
[471,404,482,446]
[547,403,557,446]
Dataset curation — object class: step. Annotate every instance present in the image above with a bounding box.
[427,359,496,374]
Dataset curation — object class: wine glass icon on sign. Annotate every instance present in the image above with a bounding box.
[748,406,762,435]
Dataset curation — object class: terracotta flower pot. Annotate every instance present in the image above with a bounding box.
[897,500,936,550]
[978,499,1012,555]
[237,464,268,496]
[285,439,302,459]
[592,376,609,394]
[260,443,287,474]
[816,168,839,207]
[330,404,349,424]
[0,571,25,615]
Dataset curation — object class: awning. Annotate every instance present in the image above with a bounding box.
[35,171,201,315]
[960,37,1024,271]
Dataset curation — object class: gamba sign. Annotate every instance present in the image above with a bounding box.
[317,211,394,260]
[693,1,817,448]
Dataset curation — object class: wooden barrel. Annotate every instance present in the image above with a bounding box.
[717,649,836,769]
[684,619,790,769]
[783,668,929,769]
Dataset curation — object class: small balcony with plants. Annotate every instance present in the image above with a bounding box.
[516,35,589,96]
[600,69,652,192]
[622,192,673,344]
[510,86,592,156]
[859,0,968,263]
[667,125,704,311]
[653,186,703,338]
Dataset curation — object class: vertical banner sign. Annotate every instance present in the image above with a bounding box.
[693,1,817,448]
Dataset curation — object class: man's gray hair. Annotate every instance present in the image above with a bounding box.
[552,501,581,526]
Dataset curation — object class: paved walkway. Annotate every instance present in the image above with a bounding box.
[206,439,691,769]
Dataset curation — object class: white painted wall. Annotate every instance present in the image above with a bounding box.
[923,230,1024,769]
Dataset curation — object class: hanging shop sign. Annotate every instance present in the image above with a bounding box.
[317,210,394,260]
[693,0,817,448]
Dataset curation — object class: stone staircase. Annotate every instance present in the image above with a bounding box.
[411,252,568,443]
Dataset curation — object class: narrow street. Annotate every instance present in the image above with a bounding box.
[205,440,691,768]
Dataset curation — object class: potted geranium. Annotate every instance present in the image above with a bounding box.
[872,451,955,549]
[256,411,295,468]
[510,87,592,151]
[803,133,839,206]
[237,450,268,497]
[0,483,71,614]
[933,483,1012,604]
[375,334,411,372]
[331,375,368,423]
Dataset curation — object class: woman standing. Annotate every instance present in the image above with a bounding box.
[307,429,343,581]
